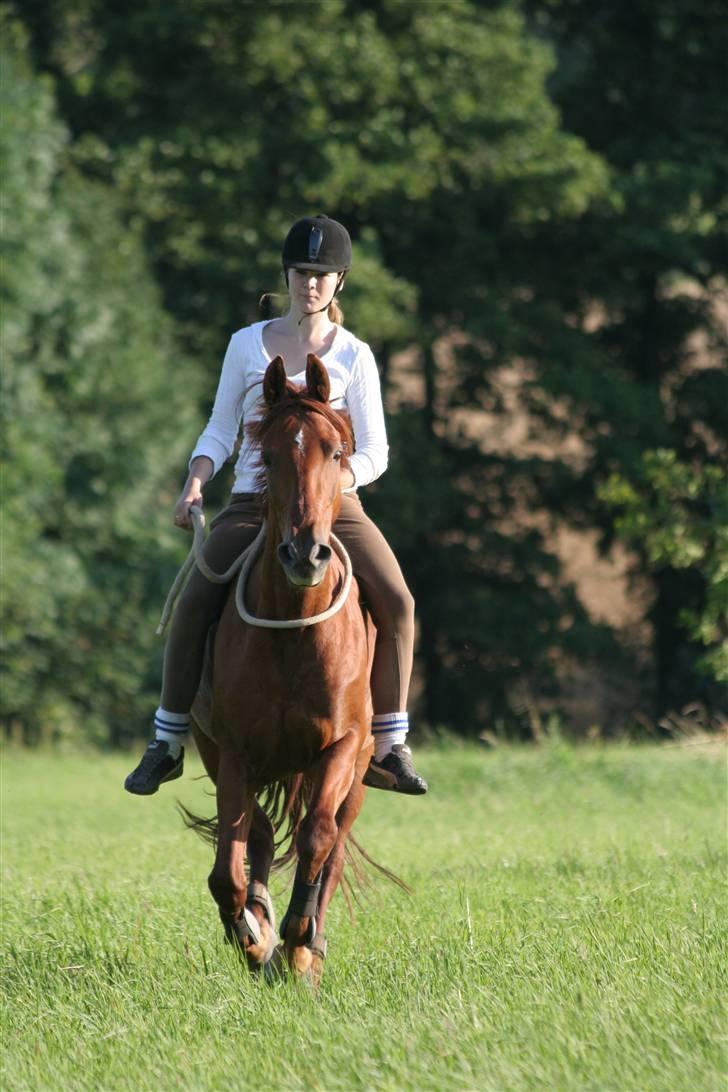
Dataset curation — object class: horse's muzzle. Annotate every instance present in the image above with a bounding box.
[277,540,333,587]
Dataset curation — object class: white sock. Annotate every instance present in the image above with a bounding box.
[154,707,190,758]
[372,713,408,761]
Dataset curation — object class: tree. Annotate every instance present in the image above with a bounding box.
[518,0,728,714]
[601,451,727,693]
[16,0,616,735]
[1,17,202,744]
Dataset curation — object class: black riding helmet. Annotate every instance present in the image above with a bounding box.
[282,215,352,276]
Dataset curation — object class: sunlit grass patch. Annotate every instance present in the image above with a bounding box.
[2,741,725,1091]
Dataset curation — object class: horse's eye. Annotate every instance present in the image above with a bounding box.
[333,450,342,462]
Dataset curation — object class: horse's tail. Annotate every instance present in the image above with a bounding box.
[262,780,412,903]
[177,773,306,856]
[340,834,412,908]
[178,802,218,846]
[260,773,308,868]
[181,777,410,901]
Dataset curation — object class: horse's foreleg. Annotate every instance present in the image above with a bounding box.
[248,801,275,889]
[195,727,277,962]
[282,730,361,973]
[243,802,278,969]
[207,750,256,947]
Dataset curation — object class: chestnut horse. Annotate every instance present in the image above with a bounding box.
[189,354,376,984]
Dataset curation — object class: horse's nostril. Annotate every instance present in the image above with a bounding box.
[279,540,331,569]
[310,543,332,565]
[277,542,296,566]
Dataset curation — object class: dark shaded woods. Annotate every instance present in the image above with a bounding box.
[3,1,726,745]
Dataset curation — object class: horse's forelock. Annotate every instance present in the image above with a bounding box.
[250,390,353,451]
[248,388,354,500]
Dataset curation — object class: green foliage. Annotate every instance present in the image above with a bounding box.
[8,0,727,736]
[15,0,614,735]
[517,0,728,713]
[601,451,728,683]
[1,19,202,744]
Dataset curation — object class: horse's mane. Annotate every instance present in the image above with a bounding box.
[247,381,354,498]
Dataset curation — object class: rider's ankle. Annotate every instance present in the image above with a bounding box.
[372,712,408,760]
[154,706,190,758]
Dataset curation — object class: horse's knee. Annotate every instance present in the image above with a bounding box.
[208,869,246,920]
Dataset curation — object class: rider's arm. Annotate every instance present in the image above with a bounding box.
[188,333,247,476]
[345,344,389,488]
[175,332,248,527]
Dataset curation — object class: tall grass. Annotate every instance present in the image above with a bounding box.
[2,740,726,1091]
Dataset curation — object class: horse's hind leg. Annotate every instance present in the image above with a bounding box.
[308,753,369,987]
[316,772,367,933]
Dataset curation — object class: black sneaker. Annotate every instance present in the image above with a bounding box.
[363,744,428,795]
[124,740,184,795]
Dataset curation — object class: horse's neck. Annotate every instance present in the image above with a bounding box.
[257,538,339,622]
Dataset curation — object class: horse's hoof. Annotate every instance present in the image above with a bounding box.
[223,905,262,951]
[308,933,327,992]
[245,920,279,973]
[287,942,314,980]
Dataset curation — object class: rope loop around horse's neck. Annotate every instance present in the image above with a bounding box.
[234,528,353,629]
[156,504,353,634]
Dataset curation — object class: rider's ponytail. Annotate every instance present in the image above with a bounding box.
[328,298,344,325]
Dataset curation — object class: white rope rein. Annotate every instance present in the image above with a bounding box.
[156,504,353,634]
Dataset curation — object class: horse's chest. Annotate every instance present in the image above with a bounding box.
[236,628,338,709]
[260,648,337,716]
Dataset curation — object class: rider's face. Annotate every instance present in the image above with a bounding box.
[288,268,339,312]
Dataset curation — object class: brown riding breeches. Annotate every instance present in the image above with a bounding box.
[160,492,415,716]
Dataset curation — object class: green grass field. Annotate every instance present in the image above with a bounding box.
[2,740,726,1091]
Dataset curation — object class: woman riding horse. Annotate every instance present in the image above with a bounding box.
[125,214,427,798]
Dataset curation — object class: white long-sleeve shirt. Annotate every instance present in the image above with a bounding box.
[190,321,389,493]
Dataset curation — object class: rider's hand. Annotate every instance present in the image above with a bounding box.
[173,457,213,531]
[174,488,203,531]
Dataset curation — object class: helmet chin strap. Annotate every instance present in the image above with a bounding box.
[295,273,346,326]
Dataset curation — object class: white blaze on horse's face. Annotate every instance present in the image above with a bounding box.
[273,415,342,588]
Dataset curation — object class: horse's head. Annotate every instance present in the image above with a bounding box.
[254,355,353,588]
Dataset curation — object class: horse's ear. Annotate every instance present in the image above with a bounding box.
[263,356,288,405]
[306,354,330,403]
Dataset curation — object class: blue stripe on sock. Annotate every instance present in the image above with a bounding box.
[154,722,188,734]
[371,715,409,725]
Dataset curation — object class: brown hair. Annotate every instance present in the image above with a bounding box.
[327,297,344,325]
